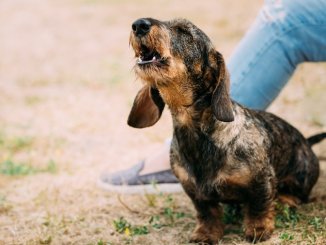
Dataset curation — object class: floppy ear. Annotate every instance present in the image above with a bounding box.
[211,51,234,122]
[127,85,165,128]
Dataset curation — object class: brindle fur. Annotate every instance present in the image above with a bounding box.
[128,18,325,244]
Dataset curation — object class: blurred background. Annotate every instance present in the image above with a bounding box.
[0,0,325,244]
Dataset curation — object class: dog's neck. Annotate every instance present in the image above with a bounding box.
[169,93,216,130]
[155,77,235,131]
[170,94,239,135]
[157,83,194,111]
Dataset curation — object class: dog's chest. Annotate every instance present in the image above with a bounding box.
[172,127,252,202]
[173,162,250,202]
[173,126,227,177]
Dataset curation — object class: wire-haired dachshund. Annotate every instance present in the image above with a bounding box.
[127,18,326,244]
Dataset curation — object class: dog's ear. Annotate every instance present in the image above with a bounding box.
[128,85,165,128]
[211,51,234,122]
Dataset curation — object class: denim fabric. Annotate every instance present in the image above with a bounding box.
[228,0,326,110]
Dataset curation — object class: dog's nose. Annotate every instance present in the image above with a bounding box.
[132,18,151,37]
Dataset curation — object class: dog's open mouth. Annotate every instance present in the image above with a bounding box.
[136,45,163,65]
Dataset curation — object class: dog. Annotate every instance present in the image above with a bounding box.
[127,18,326,244]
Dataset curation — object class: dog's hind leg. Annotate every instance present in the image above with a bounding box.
[278,150,320,204]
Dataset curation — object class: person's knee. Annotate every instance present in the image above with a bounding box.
[261,0,297,25]
[269,0,302,14]
[262,0,324,26]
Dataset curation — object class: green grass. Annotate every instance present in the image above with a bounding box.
[111,197,326,244]
[275,202,326,244]
[112,194,193,239]
[39,236,52,245]
[96,240,113,245]
[0,133,58,176]
[0,159,57,176]
[0,160,37,175]
[279,231,294,241]
[275,203,300,228]
[113,217,149,236]
[0,133,33,153]
[308,216,323,230]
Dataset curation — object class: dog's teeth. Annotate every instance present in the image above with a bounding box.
[138,57,143,62]
[152,56,156,60]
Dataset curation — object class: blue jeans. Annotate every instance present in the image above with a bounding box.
[228,0,326,110]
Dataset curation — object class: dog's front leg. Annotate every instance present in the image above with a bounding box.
[243,172,276,243]
[189,198,224,244]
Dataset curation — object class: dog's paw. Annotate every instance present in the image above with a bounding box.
[189,224,223,245]
[189,234,216,245]
[244,203,275,243]
[244,215,274,243]
[244,226,273,243]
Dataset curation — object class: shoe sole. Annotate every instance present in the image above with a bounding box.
[97,179,183,194]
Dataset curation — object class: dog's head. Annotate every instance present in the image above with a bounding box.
[128,18,234,128]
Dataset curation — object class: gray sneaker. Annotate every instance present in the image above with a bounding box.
[98,161,182,194]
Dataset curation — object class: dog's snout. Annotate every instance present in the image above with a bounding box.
[132,18,151,37]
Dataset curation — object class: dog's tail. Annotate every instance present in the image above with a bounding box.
[307,132,326,146]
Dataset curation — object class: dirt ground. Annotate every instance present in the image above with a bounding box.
[0,0,325,244]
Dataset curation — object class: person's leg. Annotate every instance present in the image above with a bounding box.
[138,141,171,174]
[229,0,326,110]
[100,0,326,192]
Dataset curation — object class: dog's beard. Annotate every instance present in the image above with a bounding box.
[130,29,170,68]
